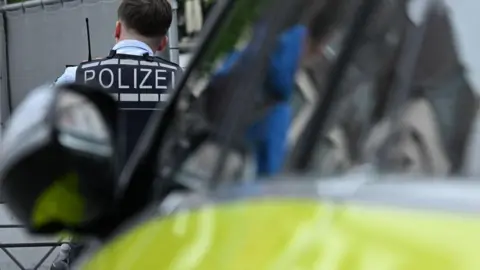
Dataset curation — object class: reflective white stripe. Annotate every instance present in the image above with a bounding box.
[160,63,177,70]
[112,93,169,102]
[81,62,99,69]
[140,61,159,66]
[140,93,159,102]
[120,93,139,101]
[101,59,119,65]
[120,108,164,110]
[160,94,169,102]
[120,59,139,65]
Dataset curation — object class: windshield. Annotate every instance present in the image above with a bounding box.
[172,0,480,185]
[126,0,480,198]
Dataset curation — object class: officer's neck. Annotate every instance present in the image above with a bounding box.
[117,35,157,53]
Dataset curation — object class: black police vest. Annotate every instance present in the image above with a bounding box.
[75,50,180,165]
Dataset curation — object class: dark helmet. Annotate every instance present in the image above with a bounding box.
[0,83,117,234]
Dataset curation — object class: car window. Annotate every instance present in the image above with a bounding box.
[286,0,480,178]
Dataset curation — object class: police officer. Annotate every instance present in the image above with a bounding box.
[53,0,181,266]
[55,0,182,166]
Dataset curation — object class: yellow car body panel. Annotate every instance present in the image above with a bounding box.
[81,198,480,270]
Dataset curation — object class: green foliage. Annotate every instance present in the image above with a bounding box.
[199,0,270,74]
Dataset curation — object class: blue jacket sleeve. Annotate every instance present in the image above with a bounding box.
[267,25,307,99]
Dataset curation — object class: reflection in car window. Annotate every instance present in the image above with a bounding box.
[163,0,480,186]
[285,0,480,179]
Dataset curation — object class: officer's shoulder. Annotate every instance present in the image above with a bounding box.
[54,66,78,84]
[152,57,182,70]
[64,66,78,77]
[65,66,78,73]
[77,58,105,67]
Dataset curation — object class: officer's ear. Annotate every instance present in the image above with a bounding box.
[115,21,121,42]
[157,36,168,51]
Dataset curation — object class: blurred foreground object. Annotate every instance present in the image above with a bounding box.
[0,83,118,235]
[79,175,480,270]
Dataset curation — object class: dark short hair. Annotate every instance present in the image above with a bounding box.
[118,0,172,38]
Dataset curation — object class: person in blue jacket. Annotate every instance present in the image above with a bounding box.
[216,25,306,176]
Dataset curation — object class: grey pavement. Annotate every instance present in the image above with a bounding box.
[0,205,60,270]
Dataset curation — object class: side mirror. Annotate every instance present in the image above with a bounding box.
[0,83,118,235]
